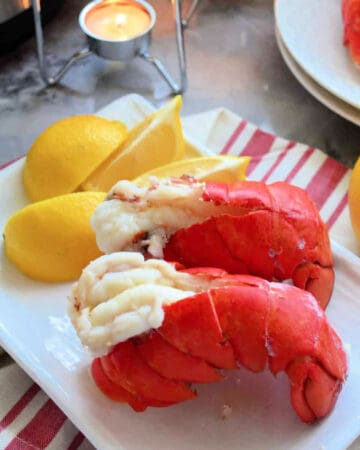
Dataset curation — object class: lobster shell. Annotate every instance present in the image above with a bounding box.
[162,180,334,309]
[86,265,346,423]
[92,178,334,308]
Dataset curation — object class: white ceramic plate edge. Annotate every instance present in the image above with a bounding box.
[275,27,360,127]
[274,0,360,110]
[0,317,106,450]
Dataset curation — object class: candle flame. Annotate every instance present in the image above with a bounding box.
[115,13,127,28]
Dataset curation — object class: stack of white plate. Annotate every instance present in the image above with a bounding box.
[275,0,360,126]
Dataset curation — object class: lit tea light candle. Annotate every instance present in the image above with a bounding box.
[85,0,152,41]
[79,0,155,61]
[33,0,186,93]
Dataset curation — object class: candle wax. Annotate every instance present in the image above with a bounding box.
[85,1,151,41]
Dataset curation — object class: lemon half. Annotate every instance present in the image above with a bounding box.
[4,192,105,282]
[23,115,127,202]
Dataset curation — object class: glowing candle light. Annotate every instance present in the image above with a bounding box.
[85,0,152,41]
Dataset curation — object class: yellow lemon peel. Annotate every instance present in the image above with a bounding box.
[23,115,127,201]
[81,96,184,192]
[349,157,360,243]
[4,192,106,282]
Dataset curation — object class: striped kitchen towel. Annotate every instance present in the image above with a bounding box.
[182,108,359,254]
[0,105,358,450]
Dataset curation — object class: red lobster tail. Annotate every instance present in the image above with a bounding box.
[342,0,360,65]
[286,359,343,423]
[92,271,347,422]
[164,180,334,309]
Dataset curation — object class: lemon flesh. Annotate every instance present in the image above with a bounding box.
[133,155,250,187]
[23,115,127,202]
[4,192,106,282]
[183,138,214,159]
[82,96,185,192]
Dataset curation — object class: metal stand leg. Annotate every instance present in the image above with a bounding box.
[31,0,92,86]
[139,52,182,94]
[182,0,202,28]
[32,0,200,92]
[140,0,187,95]
[174,0,188,92]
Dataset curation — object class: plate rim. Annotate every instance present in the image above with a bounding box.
[274,0,360,110]
[275,27,360,127]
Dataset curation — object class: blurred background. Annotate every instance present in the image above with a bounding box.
[0,0,359,166]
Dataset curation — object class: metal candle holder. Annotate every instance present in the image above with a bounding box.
[31,0,203,94]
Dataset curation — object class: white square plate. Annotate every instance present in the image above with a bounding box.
[1,95,360,450]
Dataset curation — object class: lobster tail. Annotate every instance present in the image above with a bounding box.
[71,254,346,423]
[92,178,334,308]
[164,180,334,308]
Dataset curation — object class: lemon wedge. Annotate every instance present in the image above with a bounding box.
[133,155,250,187]
[81,96,185,192]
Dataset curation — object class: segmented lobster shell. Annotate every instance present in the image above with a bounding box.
[163,180,334,309]
[91,268,347,423]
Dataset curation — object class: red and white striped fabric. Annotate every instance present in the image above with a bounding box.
[0,107,358,449]
[183,108,359,253]
[0,363,91,450]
